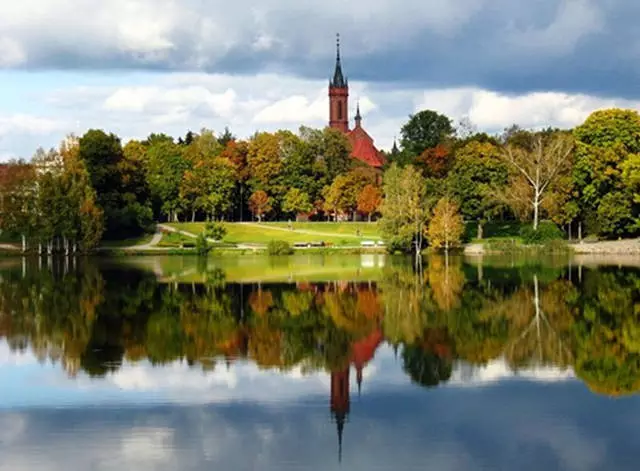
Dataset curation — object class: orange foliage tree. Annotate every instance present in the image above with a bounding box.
[248,190,272,222]
[357,184,382,222]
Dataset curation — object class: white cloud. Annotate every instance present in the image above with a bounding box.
[417,87,639,131]
[0,37,26,67]
[0,114,66,137]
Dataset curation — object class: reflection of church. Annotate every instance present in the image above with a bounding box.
[330,328,383,461]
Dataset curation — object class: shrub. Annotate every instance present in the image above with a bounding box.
[195,233,209,254]
[520,222,564,244]
[205,221,227,241]
[267,240,294,255]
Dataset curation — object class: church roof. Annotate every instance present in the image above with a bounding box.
[347,127,386,168]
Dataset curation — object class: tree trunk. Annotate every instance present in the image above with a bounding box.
[21,234,26,253]
[191,210,195,223]
[368,213,372,223]
[578,222,582,242]
[477,221,483,240]
[533,197,540,231]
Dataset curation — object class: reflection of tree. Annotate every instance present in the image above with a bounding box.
[502,276,575,370]
[426,256,465,312]
[402,332,453,388]
[572,269,640,396]
[2,260,640,396]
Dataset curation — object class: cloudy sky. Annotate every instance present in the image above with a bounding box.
[1,0,640,160]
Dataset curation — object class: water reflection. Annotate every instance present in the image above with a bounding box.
[0,256,639,394]
[0,255,639,470]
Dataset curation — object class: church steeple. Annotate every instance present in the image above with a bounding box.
[331,34,347,88]
[354,101,362,128]
[328,33,349,133]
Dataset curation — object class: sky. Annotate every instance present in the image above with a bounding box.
[1,0,640,161]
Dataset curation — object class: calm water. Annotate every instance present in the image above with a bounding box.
[0,254,639,470]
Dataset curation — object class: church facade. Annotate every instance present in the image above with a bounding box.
[328,36,386,168]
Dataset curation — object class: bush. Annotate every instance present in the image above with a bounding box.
[267,240,294,255]
[195,233,209,254]
[205,221,227,241]
[520,222,564,244]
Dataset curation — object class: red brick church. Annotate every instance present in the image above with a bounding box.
[329,36,386,168]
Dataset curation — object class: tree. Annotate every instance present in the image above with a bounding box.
[282,188,313,221]
[415,144,453,179]
[248,190,272,222]
[400,110,454,158]
[379,164,429,257]
[573,109,640,238]
[357,184,382,222]
[427,198,464,251]
[500,132,574,230]
[447,140,509,238]
[322,172,366,221]
[145,139,189,222]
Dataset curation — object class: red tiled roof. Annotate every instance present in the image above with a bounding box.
[347,126,386,168]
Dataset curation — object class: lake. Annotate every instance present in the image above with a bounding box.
[0,254,639,470]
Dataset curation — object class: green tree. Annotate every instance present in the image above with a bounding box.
[446,140,509,237]
[145,139,189,222]
[573,109,640,238]
[282,188,313,221]
[400,110,454,159]
[379,164,429,256]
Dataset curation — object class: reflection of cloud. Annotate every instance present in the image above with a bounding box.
[0,340,36,367]
[450,358,574,386]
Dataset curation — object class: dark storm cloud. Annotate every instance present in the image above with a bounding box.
[1,0,638,97]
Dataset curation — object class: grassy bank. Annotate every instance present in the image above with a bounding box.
[166,221,382,246]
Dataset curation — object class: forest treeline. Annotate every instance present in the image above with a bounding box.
[0,258,638,396]
[0,108,638,251]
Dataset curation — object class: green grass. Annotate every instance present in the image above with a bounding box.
[101,234,155,248]
[157,232,196,248]
[167,222,381,246]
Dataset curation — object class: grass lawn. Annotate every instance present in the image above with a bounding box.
[167,222,381,246]
[101,234,155,248]
[158,232,196,248]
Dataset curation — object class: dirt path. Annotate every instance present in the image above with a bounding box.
[0,243,19,251]
[120,232,164,251]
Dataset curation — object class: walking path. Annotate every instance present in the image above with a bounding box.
[0,243,18,251]
[121,232,163,251]
[157,224,259,250]
[239,222,376,240]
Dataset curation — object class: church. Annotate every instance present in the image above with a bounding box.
[328,36,386,168]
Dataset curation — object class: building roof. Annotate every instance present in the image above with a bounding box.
[347,126,386,168]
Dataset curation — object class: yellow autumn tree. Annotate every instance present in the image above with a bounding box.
[427,197,464,251]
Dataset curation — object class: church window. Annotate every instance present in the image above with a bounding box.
[337,101,343,120]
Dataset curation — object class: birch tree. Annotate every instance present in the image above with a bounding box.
[501,133,574,230]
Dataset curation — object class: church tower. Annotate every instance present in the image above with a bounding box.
[329,34,349,133]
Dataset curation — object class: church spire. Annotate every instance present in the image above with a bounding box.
[331,33,347,88]
[354,101,362,128]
